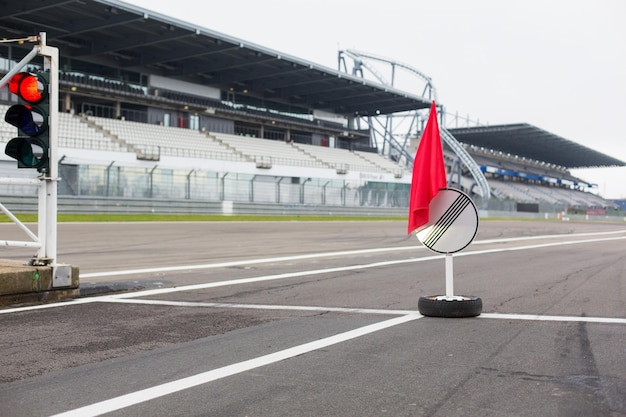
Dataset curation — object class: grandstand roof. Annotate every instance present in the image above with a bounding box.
[448,123,626,169]
[0,0,431,116]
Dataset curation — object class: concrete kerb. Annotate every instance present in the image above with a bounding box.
[0,260,79,306]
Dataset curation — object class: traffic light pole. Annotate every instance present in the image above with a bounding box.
[38,33,59,266]
[0,33,59,268]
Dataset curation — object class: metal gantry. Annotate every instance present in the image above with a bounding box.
[338,49,490,199]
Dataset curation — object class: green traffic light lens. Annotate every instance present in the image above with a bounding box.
[21,141,45,166]
[14,139,44,166]
[4,137,48,168]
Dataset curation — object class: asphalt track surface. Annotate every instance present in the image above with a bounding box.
[1,219,625,417]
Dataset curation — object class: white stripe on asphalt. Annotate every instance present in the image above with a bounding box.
[101,298,626,324]
[79,245,428,279]
[106,234,626,299]
[48,314,421,417]
[45,305,626,416]
[100,298,419,316]
[3,233,626,314]
[80,229,626,279]
[479,313,626,324]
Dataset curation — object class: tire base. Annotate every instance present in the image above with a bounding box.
[418,295,482,318]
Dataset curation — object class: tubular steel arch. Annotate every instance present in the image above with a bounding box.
[338,49,490,199]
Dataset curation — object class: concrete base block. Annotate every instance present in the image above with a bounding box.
[0,260,80,307]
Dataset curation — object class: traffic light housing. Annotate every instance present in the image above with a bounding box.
[4,71,50,172]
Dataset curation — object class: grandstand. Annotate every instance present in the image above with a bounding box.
[448,125,624,211]
[0,0,624,216]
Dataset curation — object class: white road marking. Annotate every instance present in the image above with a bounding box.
[0,297,99,314]
[80,229,626,279]
[480,313,626,324]
[48,314,421,417]
[472,228,626,244]
[9,229,625,416]
[79,245,428,279]
[102,298,626,324]
[456,235,626,258]
[105,235,626,300]
[101,298,419,316]
[107,254,444,299]
[3,233,626,315]
[44,302,626,416]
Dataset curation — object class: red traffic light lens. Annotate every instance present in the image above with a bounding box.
[19,75,45,103]
[8,72,46,103]
[9,73,28,95]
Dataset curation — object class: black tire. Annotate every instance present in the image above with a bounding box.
[418,295,482,318]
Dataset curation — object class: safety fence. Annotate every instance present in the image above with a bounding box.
[2,162,624,219]
[0,161,409,211]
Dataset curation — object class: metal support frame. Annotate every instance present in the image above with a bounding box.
[219,172,228,201]
[185,169,195,200]
[440,128,491,199]
[250,175,257,202]
[276,176,286,204]
[338,49,491,200]
[0,33,59,266]
[146,164,158,198]
[338,49,435,166]
[105,161,116,197]
[300,177,312,204]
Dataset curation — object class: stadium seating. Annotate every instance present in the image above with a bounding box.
[0,106,615,209]
[352,150,410,176]
[210,132,327,169]
[292,143,383,173]
[0,107,411,174]
[87,116,244,161]
[58,113,124,152]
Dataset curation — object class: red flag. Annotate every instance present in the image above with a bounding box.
[407,101,447,234]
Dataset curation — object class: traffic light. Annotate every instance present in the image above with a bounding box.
[4,71,50,172]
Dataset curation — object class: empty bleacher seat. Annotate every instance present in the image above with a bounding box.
[58,113,124,151]
[88,116,242,161]
[211,133,325,169]
[293,143,383,173]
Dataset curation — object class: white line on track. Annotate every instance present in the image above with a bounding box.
[101,298,420,316]
[101,234,626,300]
[479,313,626,324]
[102,298,626,324]
[472,229,626,244]
[45,302,626,416]
[2,232,626,315]
[79,245,427,279]
[48,314,421,417]
[80,229,626,279]
[11,231,626,416]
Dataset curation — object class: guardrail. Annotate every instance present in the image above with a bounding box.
[2,196,624,221]
[0,195,408,217]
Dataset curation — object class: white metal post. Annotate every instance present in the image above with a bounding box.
[39,33,59,266]
[445,253,454,299]
[36,178,47,260]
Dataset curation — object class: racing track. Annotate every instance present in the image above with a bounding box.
[1,220,625,416]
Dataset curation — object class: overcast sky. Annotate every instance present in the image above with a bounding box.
[127,0,626,199]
